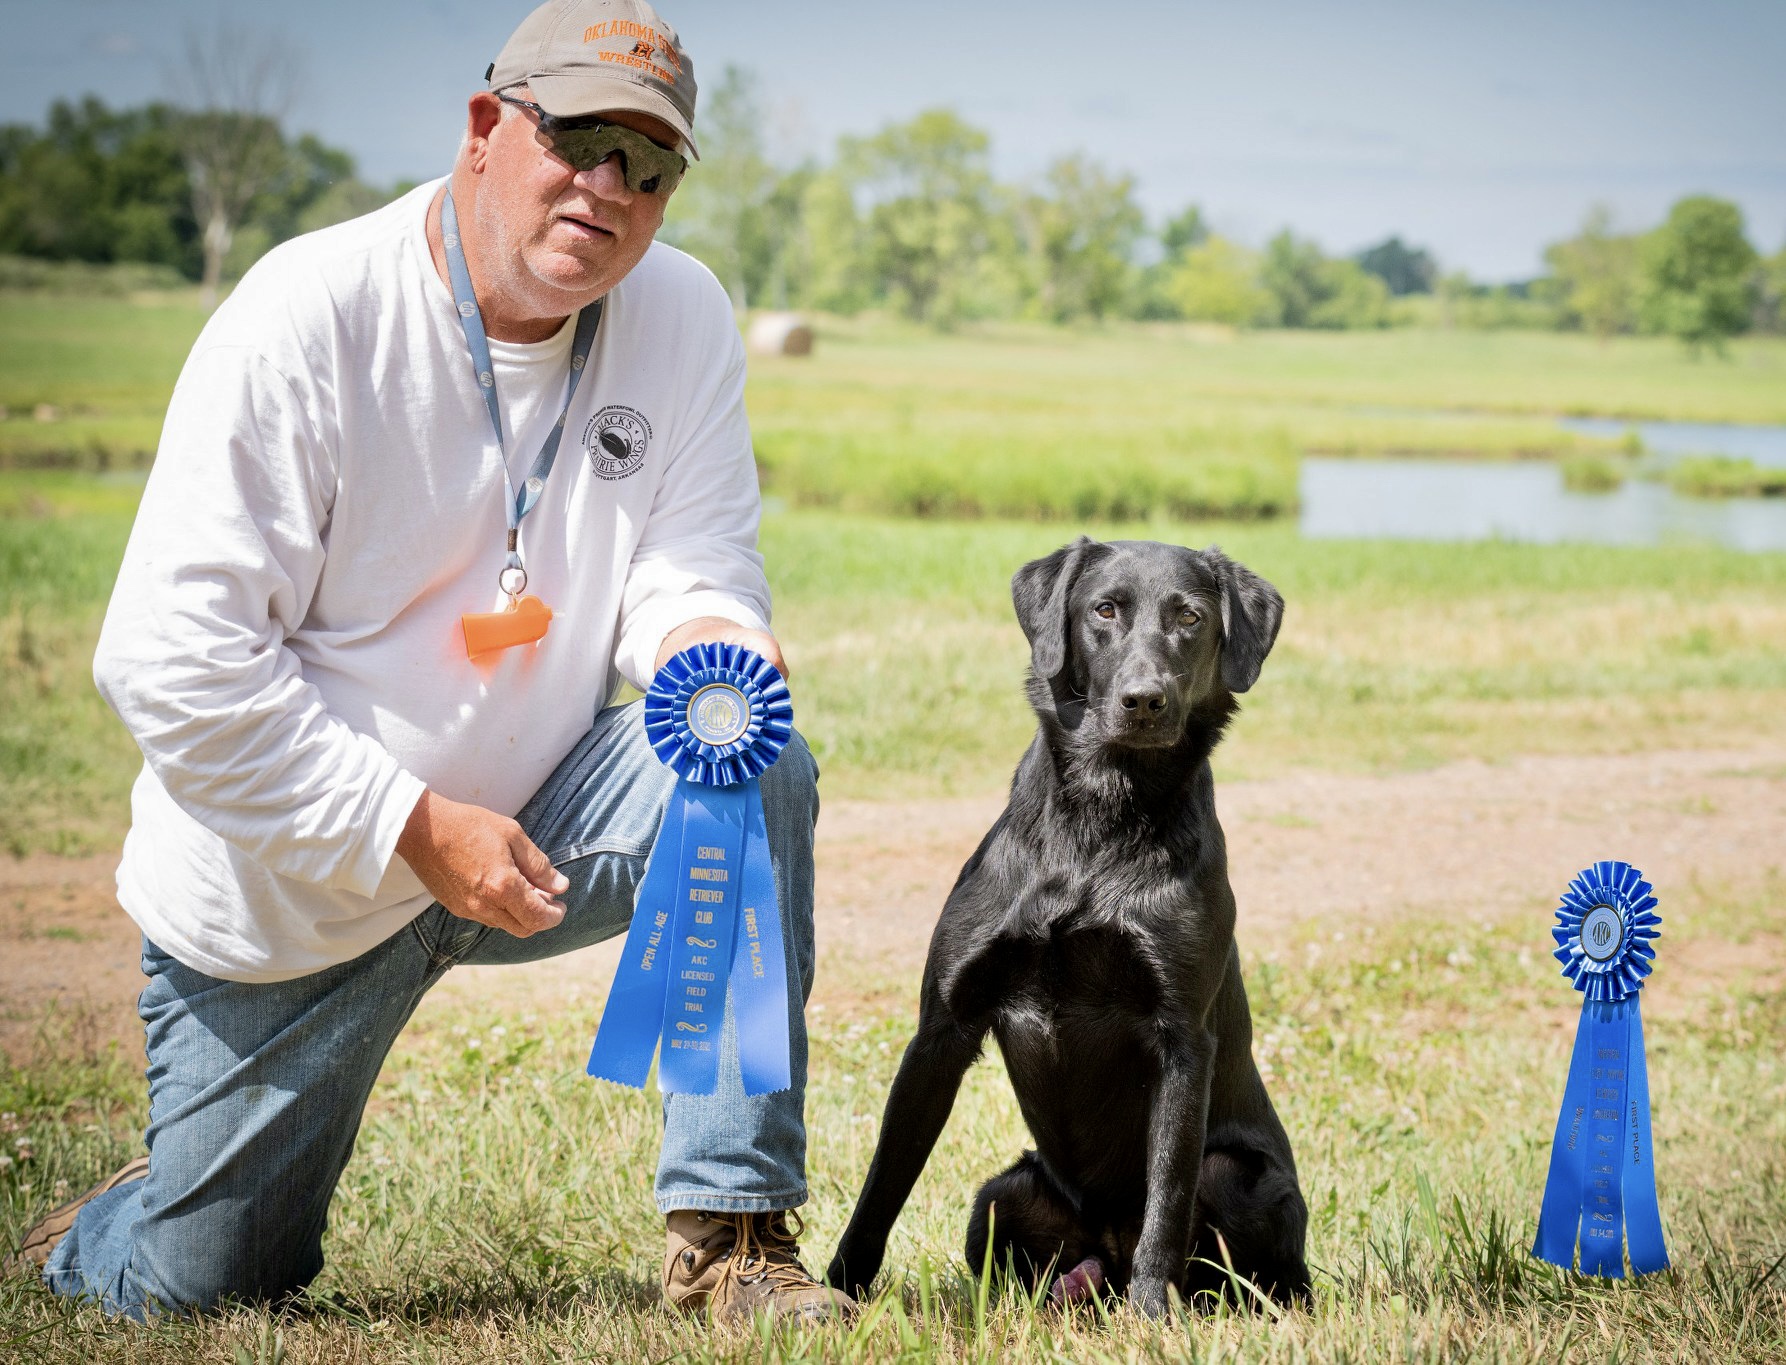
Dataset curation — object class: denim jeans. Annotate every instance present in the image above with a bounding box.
[43,702,818,1319]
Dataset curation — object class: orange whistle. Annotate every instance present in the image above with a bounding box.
[462,595,553,658]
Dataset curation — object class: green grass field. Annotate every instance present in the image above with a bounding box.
[7,297,1786,516]
[3,872,1781,1362]
[3,300,1785,1361]
[8,471,1785,851]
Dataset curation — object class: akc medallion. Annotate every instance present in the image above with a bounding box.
[584,404,652,480]
[586,643,794,1097]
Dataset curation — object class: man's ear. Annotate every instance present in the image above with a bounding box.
[1206,547,1284,694]
[1011,537,1102,681]
[465,91,503,170]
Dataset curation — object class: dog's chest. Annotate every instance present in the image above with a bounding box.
[987,917,1169,1042]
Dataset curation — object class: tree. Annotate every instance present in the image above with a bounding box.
[1354,235,1436,295]
[0,99,196,273]
[1757,242,1786,334]
[169,24,300,307]
[1021,154,1145,322]
[840,110,998,326]
[1261,231,1389,329]
[1160,205,1209,258]
[1637,195,1758,352]
[659,65,777,311]
[1162,236,1275,326]
[1543,206,1640,338]
[790,168,870,314]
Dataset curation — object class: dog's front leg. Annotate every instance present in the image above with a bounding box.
[1129,1031,1216,1317]
[826,1011,983,1299]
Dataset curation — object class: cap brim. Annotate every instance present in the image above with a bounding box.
[526,73,699,159]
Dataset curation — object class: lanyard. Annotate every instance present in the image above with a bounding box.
[440,189,602,599]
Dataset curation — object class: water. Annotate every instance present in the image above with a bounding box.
[1557,417,1786,469]
[1300,457,1786,552]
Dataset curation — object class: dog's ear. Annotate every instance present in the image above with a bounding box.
[1012,537,1102,680]
[1206,547,1284,694]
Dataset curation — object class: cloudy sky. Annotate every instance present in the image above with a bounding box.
[4,0,1781,280]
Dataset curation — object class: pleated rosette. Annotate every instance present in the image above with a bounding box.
[587,643,795,1097]
[643,642,792,787]
[1551,860,1661,1004]
[1532,859,1668,1277]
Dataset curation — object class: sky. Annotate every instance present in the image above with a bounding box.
[3,0,1782,281]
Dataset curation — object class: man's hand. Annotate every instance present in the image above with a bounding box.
[656,616,789,681]
[396,789,568,938]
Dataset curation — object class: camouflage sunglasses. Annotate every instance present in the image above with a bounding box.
[496,91,687,195]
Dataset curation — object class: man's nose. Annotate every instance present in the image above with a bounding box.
[573,152,635,201]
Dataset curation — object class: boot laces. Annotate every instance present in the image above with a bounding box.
[726,1210,820,1293]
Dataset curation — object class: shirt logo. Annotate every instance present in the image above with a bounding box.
[585,404,652,480]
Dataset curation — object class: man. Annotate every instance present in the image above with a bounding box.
[11,0,852,1326]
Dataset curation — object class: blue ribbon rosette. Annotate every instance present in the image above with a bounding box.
[586,643,794,1096]
[1531,860,1669,1277]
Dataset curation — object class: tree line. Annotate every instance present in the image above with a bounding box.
[663,71,1786,349]
[0,97,392,303]
[5,74,1784,349]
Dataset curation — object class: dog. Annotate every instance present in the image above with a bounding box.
[825,537,1310,1317]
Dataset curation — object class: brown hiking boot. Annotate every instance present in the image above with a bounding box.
[663,1208,856,1326]
[6,1155,150,1276]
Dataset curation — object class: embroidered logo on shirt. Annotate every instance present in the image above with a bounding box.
[585,405,652,480]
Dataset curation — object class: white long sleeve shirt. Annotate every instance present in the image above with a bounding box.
[93,181,770,983]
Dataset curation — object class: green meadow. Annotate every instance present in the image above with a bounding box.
[2,298,1785,1360]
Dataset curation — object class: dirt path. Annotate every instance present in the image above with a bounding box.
[5,746,1782,1062]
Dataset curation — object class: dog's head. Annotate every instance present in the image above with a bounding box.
[1012,538,1284,752]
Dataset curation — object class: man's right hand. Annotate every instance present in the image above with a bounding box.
[395,789,569,938]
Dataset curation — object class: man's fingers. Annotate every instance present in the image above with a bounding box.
[490,864,563,936]
[508,825,569,896]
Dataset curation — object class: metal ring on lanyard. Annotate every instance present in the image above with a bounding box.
[439,190,602,601]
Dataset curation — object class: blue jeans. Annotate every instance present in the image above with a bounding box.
[43,702,818,1319]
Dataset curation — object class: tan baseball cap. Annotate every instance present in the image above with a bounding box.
[487,0,699,158]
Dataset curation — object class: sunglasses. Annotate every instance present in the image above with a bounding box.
[496,91,688,195]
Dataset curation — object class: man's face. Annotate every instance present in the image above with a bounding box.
[466,88,679,318]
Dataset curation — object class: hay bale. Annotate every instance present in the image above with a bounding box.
[746,312,814,357]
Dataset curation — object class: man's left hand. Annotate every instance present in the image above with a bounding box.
[656,616,788,682]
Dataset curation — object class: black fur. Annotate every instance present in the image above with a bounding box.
[826,538,1309,1316]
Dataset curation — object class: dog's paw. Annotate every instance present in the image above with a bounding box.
[824,1254,872,1302]
[1046,1257,1105,1307]
[1128,1276,1175,1319]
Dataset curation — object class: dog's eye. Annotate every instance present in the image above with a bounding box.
[1093,601,1117,620]
[1180,608,1202,627]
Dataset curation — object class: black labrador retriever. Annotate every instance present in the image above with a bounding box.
[826,537,1310,1316]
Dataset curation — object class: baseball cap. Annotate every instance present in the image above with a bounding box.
[486,0,699,158]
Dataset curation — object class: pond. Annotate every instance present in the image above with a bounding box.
[1557,417,1786,469]
[1300,457,1786,553]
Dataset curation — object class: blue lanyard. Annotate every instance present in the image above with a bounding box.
[440,189,602,594]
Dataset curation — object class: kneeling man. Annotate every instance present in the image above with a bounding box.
[12,0,850,1326]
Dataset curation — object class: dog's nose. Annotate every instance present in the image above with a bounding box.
[1120,687,1167,714]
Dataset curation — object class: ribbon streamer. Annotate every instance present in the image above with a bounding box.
[1532,860,1669,1277]
[587,644,794,1096]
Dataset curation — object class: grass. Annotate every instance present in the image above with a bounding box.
[1666,456,1786,498]
[2,875,1781,1361]
[0,297,204,470]
[1559,453,1629,492]
[4,305,1786,1359]
[0,472,150,854]
[765,514,1786,798]
[748,321,1786,519]
[6,474,1786,849]
[8,297,1786,517]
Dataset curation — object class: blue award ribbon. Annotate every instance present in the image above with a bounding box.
[586,643,795,1096]
[1532,860,1669,1277]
